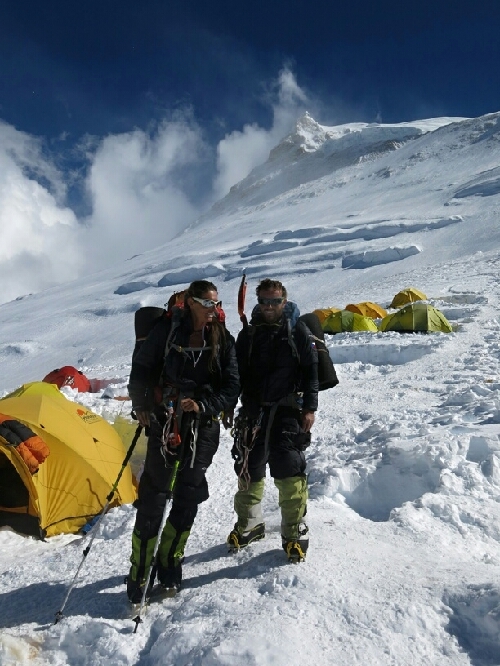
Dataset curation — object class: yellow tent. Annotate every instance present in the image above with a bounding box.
[313,307,341,324]
[345,302,387,319]
[322,310,379,333]
[380,302,453,333]
[0,382,136,538]
[390,287,427,309]
[112,415,148,482]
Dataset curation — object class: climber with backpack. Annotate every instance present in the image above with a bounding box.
[226,278,320,562]
[126,280,239,603]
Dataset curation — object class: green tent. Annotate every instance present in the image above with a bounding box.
[322,309,378,333]
[380,302,453,333]
[313,307,341,324]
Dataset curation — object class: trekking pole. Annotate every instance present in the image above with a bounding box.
[54,424,143,624]
[132,451,183,633]
[132,401,191,632]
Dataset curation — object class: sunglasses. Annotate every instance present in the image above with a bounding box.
[191,296,221,308]
[258,297,285,306]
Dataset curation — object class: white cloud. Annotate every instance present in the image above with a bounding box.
[0,122,81,303]
[0,68,310,305]
[0,115,209,303]
[213,67,310,200]
[82,117,206,269]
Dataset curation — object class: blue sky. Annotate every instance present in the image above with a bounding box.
[1,1,500,303]
[2,1,500,143]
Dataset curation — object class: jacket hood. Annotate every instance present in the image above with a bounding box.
[250,301,301,327]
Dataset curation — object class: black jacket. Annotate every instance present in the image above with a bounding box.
[128,311,240,417]
[236,313,319,412]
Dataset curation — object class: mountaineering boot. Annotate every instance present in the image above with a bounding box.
[227,521,265,550]
[229,478,266,550]
[282,522,309,563]
[274,475,309,562]
[126,572,155,604]
[157,519,191,591]
[127,529,158,603]
[157,560,183,591]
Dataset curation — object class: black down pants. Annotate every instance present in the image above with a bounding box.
[233,406,309,482]
[133,410,220,539]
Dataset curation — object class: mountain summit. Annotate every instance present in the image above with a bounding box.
[207,111,469,212]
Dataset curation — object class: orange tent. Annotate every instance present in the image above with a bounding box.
[345,302,387,319]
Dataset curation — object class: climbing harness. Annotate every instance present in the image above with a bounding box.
[232,409,263,489]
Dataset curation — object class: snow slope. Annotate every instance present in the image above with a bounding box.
[1,111,500,665]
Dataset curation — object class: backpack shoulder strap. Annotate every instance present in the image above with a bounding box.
[155,308,184,392]
[162,307,183,362]
[246,324,256,362]
[287,319,300,361]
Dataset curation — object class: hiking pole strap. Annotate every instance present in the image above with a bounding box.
[189,413,200,469]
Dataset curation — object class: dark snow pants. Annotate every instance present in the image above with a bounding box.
[233,405,309,481]
[232,405,310,540]
[131,409,219,575]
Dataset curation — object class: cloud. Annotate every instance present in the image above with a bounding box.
[212,67,310,200]
[0,121,81,303]
[82,115,207,269]
[0,114,210,303]
[0,67,310,305]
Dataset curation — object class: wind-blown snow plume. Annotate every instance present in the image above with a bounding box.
[0,116,210,302]
[82,116,207,269]
[213,67,310,199]
[0,68,314,304]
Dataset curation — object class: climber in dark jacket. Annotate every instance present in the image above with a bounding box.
[127,280,239,602]
[226,278,318,562]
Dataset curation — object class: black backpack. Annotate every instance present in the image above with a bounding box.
[133,306,168,361]
[132,291,226,362]
[298,313,339,391]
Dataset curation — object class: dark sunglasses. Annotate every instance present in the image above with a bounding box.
[191,296,221,308]
[258,297,285,306]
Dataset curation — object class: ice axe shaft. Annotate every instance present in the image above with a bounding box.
[238,273,248,327]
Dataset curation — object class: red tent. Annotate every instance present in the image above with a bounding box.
[42,366,91,393]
